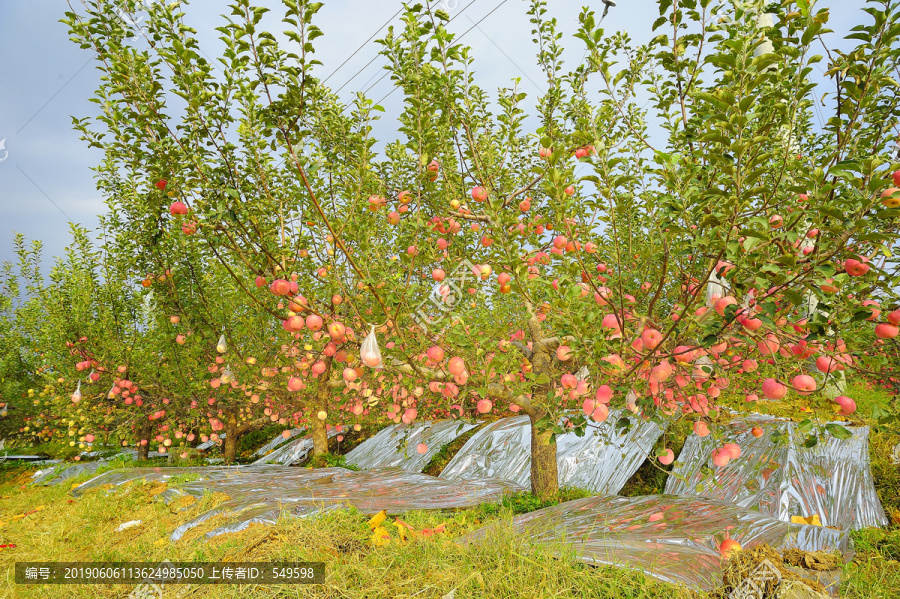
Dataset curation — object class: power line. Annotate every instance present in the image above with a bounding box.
[333,0,447,95]
[322,6,405,85]
[364,0,482,98]
[373,0,508,105]
[16,165,75,222]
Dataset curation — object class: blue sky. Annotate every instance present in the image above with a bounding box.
[0,0,873,269]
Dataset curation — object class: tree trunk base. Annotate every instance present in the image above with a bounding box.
[530,417,559,499]
[311,416,328,456]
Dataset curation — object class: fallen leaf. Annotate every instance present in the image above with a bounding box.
[371,526,391,547]
[791,514,822,526]
[367,510,387,531]
[392,520,408,543]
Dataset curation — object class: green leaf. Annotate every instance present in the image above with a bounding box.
[825,424,853,440]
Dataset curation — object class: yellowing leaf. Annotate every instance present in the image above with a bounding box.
[154,538,168,546]
[367,510,387,530]
[371,526,391,547]
[791,514,822,526]
[392,520,408,543]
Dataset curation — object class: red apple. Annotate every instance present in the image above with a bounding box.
[658,449,675,465]
[844,258,870,277]
[888,308,900,325]
[426,346,445,363]
[875,323,899,339]
[720,539,742,558]
[641,329,662,350]
[791,374,816,396]
[762,378,787,400]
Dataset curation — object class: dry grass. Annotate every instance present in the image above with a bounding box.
[0,467,707,599]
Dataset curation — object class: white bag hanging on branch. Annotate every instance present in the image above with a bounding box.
[216,334,228,354]
[72,381,82,404]
[360,325,383,369]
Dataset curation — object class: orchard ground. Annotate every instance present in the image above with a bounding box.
[1,381,898,598]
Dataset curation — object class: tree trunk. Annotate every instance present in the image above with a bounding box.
[311,357,333,456]
[136,419,151,461]
[529,413,559,499]
[525,308,559,499]
[223,410,239,464]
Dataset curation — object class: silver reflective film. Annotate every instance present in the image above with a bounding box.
[345,419,479,472]
[249,429,337,466]
[665,414,888,530]
[251,427,306,457]
[440,412,665,493]
[73,466,524,540]
[463,493,853,592]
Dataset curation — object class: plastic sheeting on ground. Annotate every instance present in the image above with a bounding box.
[250,430,338,466]
[664,414,888,530]
[0,454,50,461]
[463,494,853,593]
[251,428,306,457]
[440,412,665,493]
[73,466,525,541]
[345,420,479,472]
[31,451,162,485]
[32,460,109,486]
[196,435,223,451]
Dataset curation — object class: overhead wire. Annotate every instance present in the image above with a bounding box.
[321,6,405,85]
[332,0,448,95]
[372,0,508,105]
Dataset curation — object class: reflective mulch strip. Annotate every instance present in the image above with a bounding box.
[345,420,479,472]
[249,430,338,466]
[463,493,853,592]
[664,413,888,530]
[440,411,665,494]
[251,427,306,457]
[73,466,525,540]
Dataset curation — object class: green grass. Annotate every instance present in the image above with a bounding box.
[236,423,292,458]
[474,487,596,519]
[422,425,482,476]
[167,473,203,485]
[306,452,360,470]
